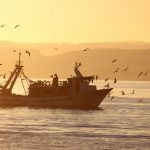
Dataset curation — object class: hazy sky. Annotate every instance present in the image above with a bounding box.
[0,0,150,43]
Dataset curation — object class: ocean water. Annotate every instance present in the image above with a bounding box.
[0,80,150,150]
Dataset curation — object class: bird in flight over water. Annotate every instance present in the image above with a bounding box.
[114,77,117,83]
[81,48,89,52]
[137,72,143,77]
[25,50,31,57]
[112,59,117,63]
[131,89,134,94]
[95,75,98,80]
[110,96,115,101]
[104,83,110,88]
[114,67,120,73]
[2,74,6,79]
[144,71,148,77]
[122,67,129,71]
[14,25,21,29]
[107,92,113,97]
[105,78,109,82]
[0,24,6,27]
[121,91,125,95]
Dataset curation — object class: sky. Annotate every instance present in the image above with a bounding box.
[0,0,150,43]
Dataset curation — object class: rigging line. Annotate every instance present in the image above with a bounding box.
[20,75,26,95]
[21,71,30,86]
[21,70,33,83]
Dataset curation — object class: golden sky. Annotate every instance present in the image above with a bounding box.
[0,0,150,43]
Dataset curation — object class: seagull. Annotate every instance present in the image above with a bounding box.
[110,96,115,101]
[104,83,110,88]
[137,72,143,77]
[112,59,117,63]
[114,67,120,73]
[144,71,148,77]
[107,92,113,97]
[131,89,134,94]
[95,75,98,80]
[0,24,6,27]
[121,91,125,95]
[114,77,117,83]
[123,67,129,71]
[81,48,89,52]
[25,50,31,57]
[14,25,21,29]
[105,78,109,82]
[2,74,6,79]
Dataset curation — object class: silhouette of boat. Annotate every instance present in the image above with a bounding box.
[0,52,112,109]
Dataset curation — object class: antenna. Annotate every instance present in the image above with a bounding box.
[18,51,21,66]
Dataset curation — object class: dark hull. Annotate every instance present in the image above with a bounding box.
[0,88,112,109]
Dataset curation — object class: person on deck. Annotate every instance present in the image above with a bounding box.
[52,74,58,87]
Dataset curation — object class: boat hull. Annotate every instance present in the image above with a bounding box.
[0,88,112,109]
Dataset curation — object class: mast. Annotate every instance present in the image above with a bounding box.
[1,52,24,95]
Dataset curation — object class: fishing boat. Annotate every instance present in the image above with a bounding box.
[0,52,112,109]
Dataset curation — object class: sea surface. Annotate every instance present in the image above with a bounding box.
[0,80,150,150]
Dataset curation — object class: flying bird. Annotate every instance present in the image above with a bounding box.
[14,25,21,29]
[13,50,16,52]
[123,67,129,72]
[25,50,31,57]
[144,71,148,77]
[112,59,117,63]
[81,48,89,52]
[121,91,125,95]
[110,96,115,101]
[114,67,120,73]
[114,77,117,83]
[137,72,143,77]
[107,92,113,97]
[105,78,109,82]
[2,74,6,79]
[104,83,110,88]
[0,24,6,27]
[95,75,98,80]
[131,89,135,94]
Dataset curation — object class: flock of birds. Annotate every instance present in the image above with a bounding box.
[105,58,148,101]
[0,24,21,29]
[80,48,149,101]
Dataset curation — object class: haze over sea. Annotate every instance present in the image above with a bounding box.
[0,80,150,150]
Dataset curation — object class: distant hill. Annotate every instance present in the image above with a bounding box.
[0,50,149,81]
[0,41,150,80]
[0,40,150,56]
